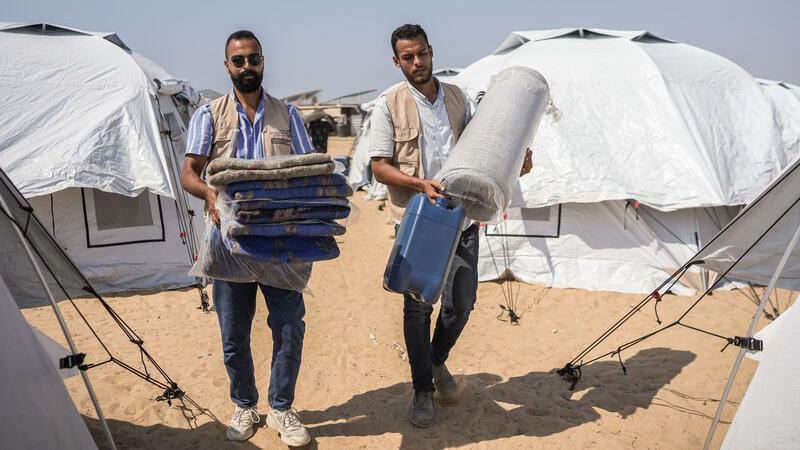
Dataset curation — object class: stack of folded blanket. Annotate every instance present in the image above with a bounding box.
[207,154,352,264]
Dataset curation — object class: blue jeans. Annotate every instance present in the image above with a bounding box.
[213,280,305,410]
[402,223,480,392]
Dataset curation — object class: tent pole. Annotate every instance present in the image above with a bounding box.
[695,210,709,293]
[703,221,800,450]
[1,197,117,450]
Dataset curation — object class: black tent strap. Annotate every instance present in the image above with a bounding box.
[80,356,181,399]
[197,286,210,313]
[483,219,524,324]
[562,192,800,386]
[2,173,189,417]
[626,200,693,249]
[721,336,764,353]
[59,352,87,370]
[156,382,185,406]
[559,319,763,390]
[2,206,185,401]
[567,263,697,366]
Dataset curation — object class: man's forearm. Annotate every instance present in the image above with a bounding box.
[180,161,213,201]
[371,160,424,192]
[183,176,213,201]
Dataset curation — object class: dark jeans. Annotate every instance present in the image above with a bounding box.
[402,223,480,392]
[213,280,305,410]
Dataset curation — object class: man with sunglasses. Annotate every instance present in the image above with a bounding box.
[180,30,314,445]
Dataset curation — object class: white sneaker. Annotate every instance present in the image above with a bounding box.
[266,407,311,447]
[226,404,260,441]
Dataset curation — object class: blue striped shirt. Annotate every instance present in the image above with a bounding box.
[185,90,315,159]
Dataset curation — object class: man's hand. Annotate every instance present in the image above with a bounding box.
[205,188,220,226]
[372,157,446,204]
[181,154,223,225]
[520,148,533,177]
[416,178,446,204]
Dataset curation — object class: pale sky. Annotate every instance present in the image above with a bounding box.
[6,0,800,100]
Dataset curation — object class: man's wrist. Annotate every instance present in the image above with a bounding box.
[204,187,216,202]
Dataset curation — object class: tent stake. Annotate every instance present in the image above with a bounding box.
[703,221,800,449]
[1,195,117,450]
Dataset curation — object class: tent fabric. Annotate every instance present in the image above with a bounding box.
[479,201,738,295]
[0,170,128,308]
[23,189,199,297]
[453,28,790,211]
[722,300,800,449]
[0,22,204,297]
[0,273,96,449]
[695,158,800,290]
[0,23,175,199]
[758,79,800,165]
[458,28,798,294]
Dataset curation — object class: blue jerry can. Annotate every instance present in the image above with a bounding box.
[383,193,466,304]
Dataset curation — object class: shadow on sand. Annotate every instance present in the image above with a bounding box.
[301,347,696,449]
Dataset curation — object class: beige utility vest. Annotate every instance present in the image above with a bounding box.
[207,92,293,162]
[384,81,466,220]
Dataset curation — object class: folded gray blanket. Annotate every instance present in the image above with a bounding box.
[207,154,332,175]
[208,163,335,186]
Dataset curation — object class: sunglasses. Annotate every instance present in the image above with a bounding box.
[230,54,263,69]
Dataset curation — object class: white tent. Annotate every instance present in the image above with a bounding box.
[553,144,800,448]
[0,163,193,449]
[0,272,97,450]
[758,79,800,165]
[447,28,797,294]
[0,23,204,298]
[681,156,800,448]
[721,300,800,449]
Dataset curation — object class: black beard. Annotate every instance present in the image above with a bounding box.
[231,69,263,93]
[404,67,432,86]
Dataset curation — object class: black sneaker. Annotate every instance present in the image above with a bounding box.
[432,363,460,403]
[409,390,435,428]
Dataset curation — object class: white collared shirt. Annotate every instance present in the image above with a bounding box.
[369,79,474,179]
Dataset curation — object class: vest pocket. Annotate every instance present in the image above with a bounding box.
[268,129,292,155]
[211,127,236,158]
[398,162,418,177]
[393,127,419,164]
[393,127,419,142]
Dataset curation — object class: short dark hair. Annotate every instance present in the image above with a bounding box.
[390,24,429,55]
[225,30,262,57]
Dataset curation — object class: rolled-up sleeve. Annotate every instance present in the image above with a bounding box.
[288,105,315,154]
[368,97,395,159]
[185,104,213,156]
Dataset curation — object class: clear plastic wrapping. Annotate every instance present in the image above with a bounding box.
[189,155,356,291]
[189,222,314,291]
[436,66,550,222]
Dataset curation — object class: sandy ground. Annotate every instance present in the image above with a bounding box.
[24,138,774,449]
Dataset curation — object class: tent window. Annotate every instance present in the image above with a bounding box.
[484,205,562,238]
[93,190,153,230]
[81,189,165,248]
[520,207,551,222]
